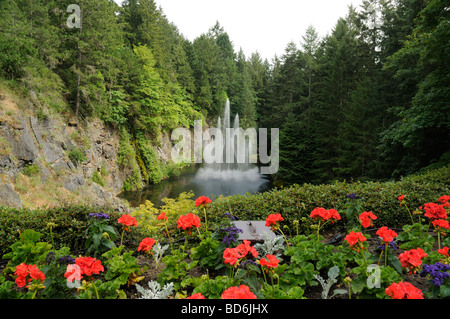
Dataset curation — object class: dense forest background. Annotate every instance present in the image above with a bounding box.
[0,0,448,189]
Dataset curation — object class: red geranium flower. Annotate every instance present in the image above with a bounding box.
[310,207,341,223]
[157,212,168,221]
[15,263,29,278]
[221,285,257,299]
[28,264,46,282]
[138,237,156,254]
[14,263,46,288]
[398,195,405,202]
[359,211,377,228]
[438,247,449,257]
[385,282,424,299]
[195,196,212,207]
[118,214,138,231]
[64,264,82,283]
[398,248,427,274]
[265,213,284,230]
[236,240,259,259]
[438,195,450,207]
[177,213,201,231]
[260,254,279,271]
[188,293,206,299]
[74,256,104,277]
[345,231,367,252]
[223,247,242,266]
[423,202,447,220]
[432,219,450,230]
[376,226,398,243]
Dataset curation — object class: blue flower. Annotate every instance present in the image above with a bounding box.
[218,225,243,245]
[346,193,361,200]
[57,255,76,265]
[89,212,110,220]
[420,263,450,287]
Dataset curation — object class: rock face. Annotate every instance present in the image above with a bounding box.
[0,95,127,210]
[0,183,23,208]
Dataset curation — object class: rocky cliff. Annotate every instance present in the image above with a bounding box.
[0,89,130,210]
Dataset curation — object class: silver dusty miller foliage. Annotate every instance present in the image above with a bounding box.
[313,266,347,299]
[135,280,174,299]
[254,234,285,259]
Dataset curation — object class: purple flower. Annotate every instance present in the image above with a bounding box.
[223,212,236,220]
[57,255,76,265]
[346,193,361,200]
[377,239,398,251]
[218,225,243,245]
[89,212,110,220]
[420,263,450,287]
[238,260,258,270]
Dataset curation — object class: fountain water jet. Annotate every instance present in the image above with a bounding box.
[193,99,266,192]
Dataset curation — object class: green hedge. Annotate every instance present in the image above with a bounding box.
[208,166,450,233]
[1,166,448,257]
[0,205,123,257]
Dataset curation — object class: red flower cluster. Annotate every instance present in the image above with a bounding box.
[157,212,168,221]
[438,195,450,207]
[359,211,377,228]
[118,214,138,231]
[195,196,212,207]
[385,282,423,299]
[221,285,257,299]
[68,256,104,278]
[432,219,450,234]
[398,248,428,274]
[260,254,279,272]
[438,247,449,257]
[344,231,367,252]
[398,194,405,202]
[223,240,258,266]
[14,263,46,288]
[177,213,201,231]
[310,207,341,223]
[188,293,206,299]
[423,202,447,220]
[376,226,398,243]
[138,237,156,254]
[265,213,284,230]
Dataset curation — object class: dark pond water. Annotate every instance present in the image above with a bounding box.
[118,165,273,208]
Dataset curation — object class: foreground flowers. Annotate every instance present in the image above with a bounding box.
[223,240,259,267]
[345,231,367,252]
[399,248,427,274]
[14,263,45,288]
[310,207,341,241]
[221,285,257,299]
[65,256,104,279]
[385,282,424,299]
[177,213,201,232]
[138,237,156,255]
[359,211,377,228]
[118,214,138,231]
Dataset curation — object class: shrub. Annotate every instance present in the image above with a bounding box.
[0,205,122,257]
[208,166,450,233]
[22,164,40,176]
[68,147,86,167]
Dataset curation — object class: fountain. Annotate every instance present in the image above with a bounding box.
[193,99,268,196]
[119,99,272,207]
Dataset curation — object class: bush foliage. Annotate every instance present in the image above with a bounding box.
[208,166,450,233]
[1,166,448,257]
[0,205,123,257]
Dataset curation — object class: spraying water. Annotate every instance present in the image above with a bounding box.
[194,99,266,190]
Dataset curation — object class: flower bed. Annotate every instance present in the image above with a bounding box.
[1,193,450,300]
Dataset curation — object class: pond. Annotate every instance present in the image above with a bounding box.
[118,165,274,208]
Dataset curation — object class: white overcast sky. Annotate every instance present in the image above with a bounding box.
[115,0,364,61]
